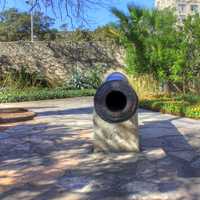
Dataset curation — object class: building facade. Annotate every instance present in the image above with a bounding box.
[155,0,200,22]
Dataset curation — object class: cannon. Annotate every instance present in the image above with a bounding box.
[93,72,140,153]
[94,72,138,123]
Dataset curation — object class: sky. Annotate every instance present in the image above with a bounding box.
[2,0,155,30]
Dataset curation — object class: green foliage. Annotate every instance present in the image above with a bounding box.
[111,5,200,93]
[67,29,93,42]
[67,66,104,90]
[111,6,178,77]
[0,65,98,103]
[111,6,148,74]
[92,25,117,41]
[0,67,48,89]
[0,8,57,41]
[0,64,103,93]
[140,94,200,119]
[0,8,115,42]
[0,87,95,103]
[56,25,115,42]
[174,14,200,92]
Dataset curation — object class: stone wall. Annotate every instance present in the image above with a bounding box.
[0,41,124,86]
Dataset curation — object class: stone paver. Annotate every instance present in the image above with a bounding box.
[0,97,200,199]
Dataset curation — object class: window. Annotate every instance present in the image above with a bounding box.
[191,4,199,12]
[178,4,186,12]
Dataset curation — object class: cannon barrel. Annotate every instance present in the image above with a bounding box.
[94,72,139,123]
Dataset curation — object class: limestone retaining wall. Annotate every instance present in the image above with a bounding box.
[0,41,124,86]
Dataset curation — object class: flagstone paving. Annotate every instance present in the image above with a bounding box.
[0,97,200,200]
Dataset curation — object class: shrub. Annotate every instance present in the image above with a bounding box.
[1,66,48,89]
[66,66,104,90]
[0,87,95,103]
[185,104,200,119]
[140,94,200,119]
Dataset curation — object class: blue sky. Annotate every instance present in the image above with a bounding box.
[2,0,154,29]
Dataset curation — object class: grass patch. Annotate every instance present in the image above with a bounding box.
[0,87,95,103]
[140,94,200,119]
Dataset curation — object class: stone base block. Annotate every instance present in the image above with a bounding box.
[92,112,140,153]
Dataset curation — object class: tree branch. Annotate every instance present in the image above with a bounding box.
[0,0,112,28]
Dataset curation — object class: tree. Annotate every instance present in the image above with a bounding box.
[111,6,150,74]
[174,14,200,93]
[1,0,112,28]
[111,6,182,93]
[0,8,57,41]
[144,9,180,92]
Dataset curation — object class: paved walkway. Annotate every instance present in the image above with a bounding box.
[0,97,200,200]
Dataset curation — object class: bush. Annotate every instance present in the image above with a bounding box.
[1,66,49,89]
[140,94,200,119]
[0,65,105,90]
[66,66,104,90]
[185,104,200,119]
[0,87,95,103]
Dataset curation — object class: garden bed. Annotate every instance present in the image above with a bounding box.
[140,94,200,119]
[0,88,96,103]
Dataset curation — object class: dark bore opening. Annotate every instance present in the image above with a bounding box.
[106,91,127,112]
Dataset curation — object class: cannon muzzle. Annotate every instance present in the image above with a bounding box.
[94,72,138,123]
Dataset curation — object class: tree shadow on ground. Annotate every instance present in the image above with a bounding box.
[37,107,93,117]
[140,117,200,178]
[0,108,200,200]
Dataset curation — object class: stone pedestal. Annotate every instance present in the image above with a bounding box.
[93,112,140,153]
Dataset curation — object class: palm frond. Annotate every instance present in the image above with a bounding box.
[111,7,129,26]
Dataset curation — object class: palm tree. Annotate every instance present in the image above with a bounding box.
[111,5,149,72]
